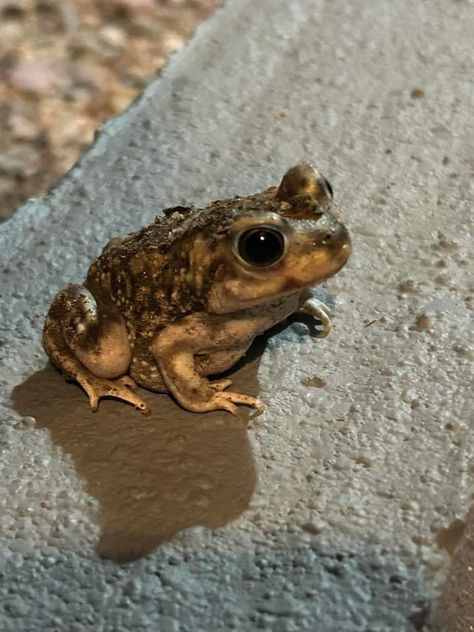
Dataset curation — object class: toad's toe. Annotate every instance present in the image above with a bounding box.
[81,375,150,415]
[212,391,264,414]
[209,378,233,391]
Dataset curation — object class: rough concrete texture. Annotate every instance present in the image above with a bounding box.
[0,0,473,629]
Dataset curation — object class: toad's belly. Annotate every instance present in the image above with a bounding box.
[129,352,168,392]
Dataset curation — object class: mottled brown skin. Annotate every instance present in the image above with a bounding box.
[43,163,352,415]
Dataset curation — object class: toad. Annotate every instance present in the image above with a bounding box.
[43,163,351,415]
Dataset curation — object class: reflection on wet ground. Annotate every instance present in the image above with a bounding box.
[12,353,261,562]
[438,510,474,629]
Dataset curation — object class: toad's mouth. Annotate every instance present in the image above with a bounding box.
[285,238,352,288]
[322,240,352,276]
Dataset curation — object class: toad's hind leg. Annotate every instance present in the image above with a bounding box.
[42,284,150,414]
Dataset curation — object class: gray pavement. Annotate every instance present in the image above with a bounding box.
[1,0,473,629]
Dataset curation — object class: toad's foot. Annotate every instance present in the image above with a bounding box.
[77,374,151,415]
[189,390,264,416]
[298,297,332,338]
[207,379,263,414]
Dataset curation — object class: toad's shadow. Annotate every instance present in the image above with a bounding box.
[11,338,270,563]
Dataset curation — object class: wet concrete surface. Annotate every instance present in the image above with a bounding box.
[438,508,474,631]
[2,0,473,628]
[12,354,261,562]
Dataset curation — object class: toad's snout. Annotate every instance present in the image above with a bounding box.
[311,211,351,254]
[321,220,350,250]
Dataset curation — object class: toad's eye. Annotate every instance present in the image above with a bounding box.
[235,227,286,268]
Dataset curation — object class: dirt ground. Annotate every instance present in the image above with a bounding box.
[0,0,220,220]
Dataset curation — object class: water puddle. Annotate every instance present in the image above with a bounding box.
[12,354,261,562]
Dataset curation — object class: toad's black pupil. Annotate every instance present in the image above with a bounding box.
[238,228,285,267]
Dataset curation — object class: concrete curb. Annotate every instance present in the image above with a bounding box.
[1,0,473,629]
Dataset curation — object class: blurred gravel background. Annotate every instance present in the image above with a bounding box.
[0,0,220,220]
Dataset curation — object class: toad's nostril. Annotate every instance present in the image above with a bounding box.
[322,223,348,247]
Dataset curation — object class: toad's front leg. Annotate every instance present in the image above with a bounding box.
[151,313,264,415]
[298,296,333,338]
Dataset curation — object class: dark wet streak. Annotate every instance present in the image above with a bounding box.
[12,354,261,562]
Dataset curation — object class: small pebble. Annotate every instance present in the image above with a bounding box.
[410,88,425,99]
[414,314,429,332]
[301,376,327,388]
